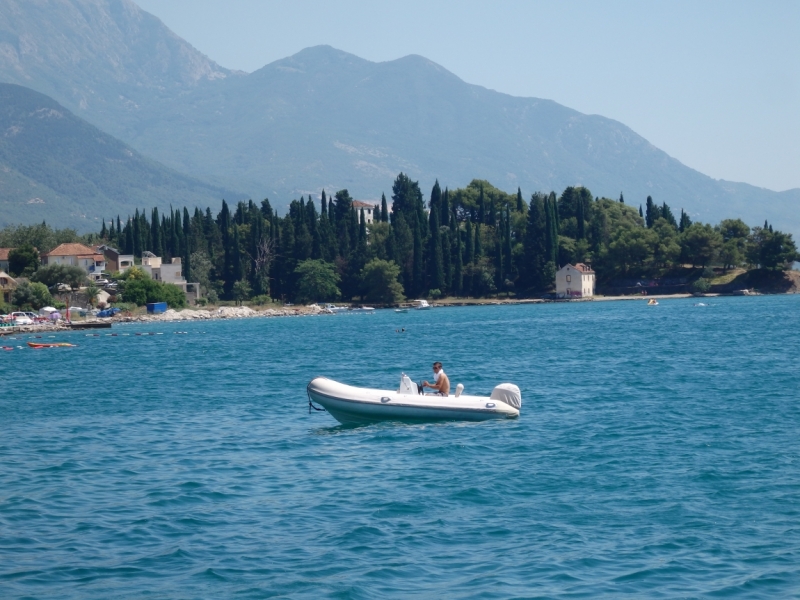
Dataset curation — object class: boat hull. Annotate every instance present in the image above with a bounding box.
[307,377,519,425]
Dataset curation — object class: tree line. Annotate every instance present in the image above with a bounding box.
[3,172,797,306]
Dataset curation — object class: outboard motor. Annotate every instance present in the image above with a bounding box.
[490,383,522,409]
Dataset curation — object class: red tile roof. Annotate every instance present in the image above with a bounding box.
[352,200,377,208]
[43,243,96,257]
[574,263,595,274]
[0,248,11,261]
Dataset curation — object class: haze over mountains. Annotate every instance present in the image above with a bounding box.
[0,0,797,235]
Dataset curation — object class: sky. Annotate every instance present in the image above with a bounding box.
[135,0,800,192]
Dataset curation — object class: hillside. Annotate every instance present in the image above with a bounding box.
[0,83,243,230]
[0,1,798,236]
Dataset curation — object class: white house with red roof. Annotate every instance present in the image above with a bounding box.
[555,263,595,298]
[41,243,107,282]
[352,200,378,224]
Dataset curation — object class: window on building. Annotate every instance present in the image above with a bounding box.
[566,275,571,282]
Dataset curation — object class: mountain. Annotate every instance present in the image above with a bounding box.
[0,83,243,230]
[0,0,798,236]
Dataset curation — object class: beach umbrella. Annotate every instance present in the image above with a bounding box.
[49,311,61,321]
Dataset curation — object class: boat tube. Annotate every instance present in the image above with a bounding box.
[307,374,521,425]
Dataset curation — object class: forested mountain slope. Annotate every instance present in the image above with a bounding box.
[0,83,242,230]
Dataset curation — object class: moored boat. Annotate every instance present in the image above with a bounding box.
[412,299,431,310]
[27,342,76,348]
[307,375,521,425]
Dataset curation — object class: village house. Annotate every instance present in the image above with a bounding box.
[97,244,134,273]
[0,270,17,303]
[353,201,378,224]
[555,263,596,298]
[140,252,201,303]
[0,248,10,273]
[41,243,107,282]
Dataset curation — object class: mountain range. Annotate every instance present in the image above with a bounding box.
[0,0,798,236]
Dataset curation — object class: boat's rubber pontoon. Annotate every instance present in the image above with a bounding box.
[307,375,521,425]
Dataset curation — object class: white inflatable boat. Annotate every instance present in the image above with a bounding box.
[307,374,521,425]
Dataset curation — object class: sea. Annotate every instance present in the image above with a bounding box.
[1,295,799,599]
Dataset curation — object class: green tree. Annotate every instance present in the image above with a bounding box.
[681,223,722,267]
[84,281,100,308]
[232,279,252,305]
[294,259,341,303]
[361,259,405,303]
[8,244,39,277]
[651,218,681,267]
[747,227,798,270]
[11,281,53,310]
[31,264,88,290]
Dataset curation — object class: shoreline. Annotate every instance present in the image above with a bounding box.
[3,291,794,336]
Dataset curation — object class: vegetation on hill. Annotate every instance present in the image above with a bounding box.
[0,83,243,231]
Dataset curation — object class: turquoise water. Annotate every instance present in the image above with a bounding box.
[2,296,800,598]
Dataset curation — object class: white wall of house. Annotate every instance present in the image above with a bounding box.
[555,264,595,298]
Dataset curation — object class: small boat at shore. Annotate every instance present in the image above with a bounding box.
[394,308,409,313]
[647,299,659,306]
[412,299,431,310]
[27,342,76,348]
[307,375,521,425]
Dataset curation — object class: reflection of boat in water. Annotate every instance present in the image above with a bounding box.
[412,299,431,310]
[647,299,659,306]
[307,375,521,425]
[27,342,76,348]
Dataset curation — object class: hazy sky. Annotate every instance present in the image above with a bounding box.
[135,0,800,192]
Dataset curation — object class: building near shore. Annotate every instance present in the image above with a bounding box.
[140,252,201,304]
[97,245,134,273]
[41,243,107,282]
[0,248,10,273]
[0,270,17,303]
[555,263,596,298]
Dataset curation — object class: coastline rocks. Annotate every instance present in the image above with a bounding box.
[115,304,325,324]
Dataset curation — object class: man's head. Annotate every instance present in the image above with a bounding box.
[432,362,442,372]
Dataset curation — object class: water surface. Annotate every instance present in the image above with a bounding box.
[2,296,799,598]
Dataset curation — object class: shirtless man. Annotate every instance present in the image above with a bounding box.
[423,362,450,396]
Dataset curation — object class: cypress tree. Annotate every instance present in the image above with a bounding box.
[524,193,547,291]
[464,219,474,296]
[494,211,504,290]
[441,188,450,228]
[679,209,692,232]
[429,180,442,222]
[661,202,678,229]
[478,185,486,225]
[133,210,142,257]
[517,187,524,212]
[380,193,389,223]
[544,197,555,267]
[320,191,327,218]
[576,194,586,240]
[619,192,625,204]
[427,204,444,292]
[100,219,108,239]
[151,207,162,257]
[645,196,659,228]
[551,192,560,237]
[116,216,122,239]
[474,222,482,260]
[504,207,513,282]
[639,204,644,219]
[452,226,463,296]
[412,225,424,297]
